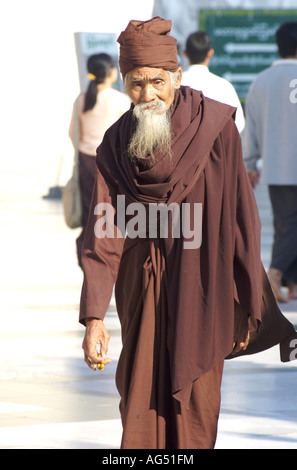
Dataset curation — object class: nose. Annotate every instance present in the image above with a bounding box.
[140,84,156,103]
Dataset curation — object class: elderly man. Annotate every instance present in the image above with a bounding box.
[79,18,297,449]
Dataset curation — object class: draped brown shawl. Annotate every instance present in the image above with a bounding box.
[80,86,297,407]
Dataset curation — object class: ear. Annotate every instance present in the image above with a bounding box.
[207,48,215,60]
[174,67,183,89]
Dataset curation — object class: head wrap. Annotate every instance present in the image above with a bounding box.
[117,17,178,77]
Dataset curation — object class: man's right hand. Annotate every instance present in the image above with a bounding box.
[82,318,112,370]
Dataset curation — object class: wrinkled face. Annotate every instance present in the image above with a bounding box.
[125,66,182,112]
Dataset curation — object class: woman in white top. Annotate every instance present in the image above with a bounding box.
[69,53,131,267]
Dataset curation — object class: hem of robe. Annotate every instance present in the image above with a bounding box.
[225,265,297,364]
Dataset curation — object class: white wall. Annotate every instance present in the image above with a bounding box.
[0,0,154,191]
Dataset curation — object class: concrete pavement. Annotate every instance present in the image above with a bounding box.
[0,173,296,449]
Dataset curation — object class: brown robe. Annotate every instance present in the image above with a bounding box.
[79,86,297,448]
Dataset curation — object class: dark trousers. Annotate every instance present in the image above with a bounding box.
[269,185,297,283]
[76,152,97,268]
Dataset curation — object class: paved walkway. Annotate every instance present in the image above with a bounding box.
[0,174,296,449]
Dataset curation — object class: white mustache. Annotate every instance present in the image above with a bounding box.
[134,100,167,116]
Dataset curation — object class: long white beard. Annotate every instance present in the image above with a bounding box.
[128,100,172,161]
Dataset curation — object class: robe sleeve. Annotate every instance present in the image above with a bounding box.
[234,132,263,326]
[79,165,125,325]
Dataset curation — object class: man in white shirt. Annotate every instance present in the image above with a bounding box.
[181,31,245,134]
[243,21,297,303]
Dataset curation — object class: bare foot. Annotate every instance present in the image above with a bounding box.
[287,281,297,300]
[267,268,287,303]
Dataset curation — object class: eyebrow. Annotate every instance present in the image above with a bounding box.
[128,73,166,83]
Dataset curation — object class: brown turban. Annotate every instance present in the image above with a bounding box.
[117,17,178,77]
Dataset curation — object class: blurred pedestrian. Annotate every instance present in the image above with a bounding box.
[182,31,245,133]
[69,53,131,267]
[243,22,297,302]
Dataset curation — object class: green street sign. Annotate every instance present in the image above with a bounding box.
[199,9,297,101]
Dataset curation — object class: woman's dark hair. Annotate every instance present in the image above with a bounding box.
[276,22,297,58]
[83,53,115,112]
[185,31,212,64]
